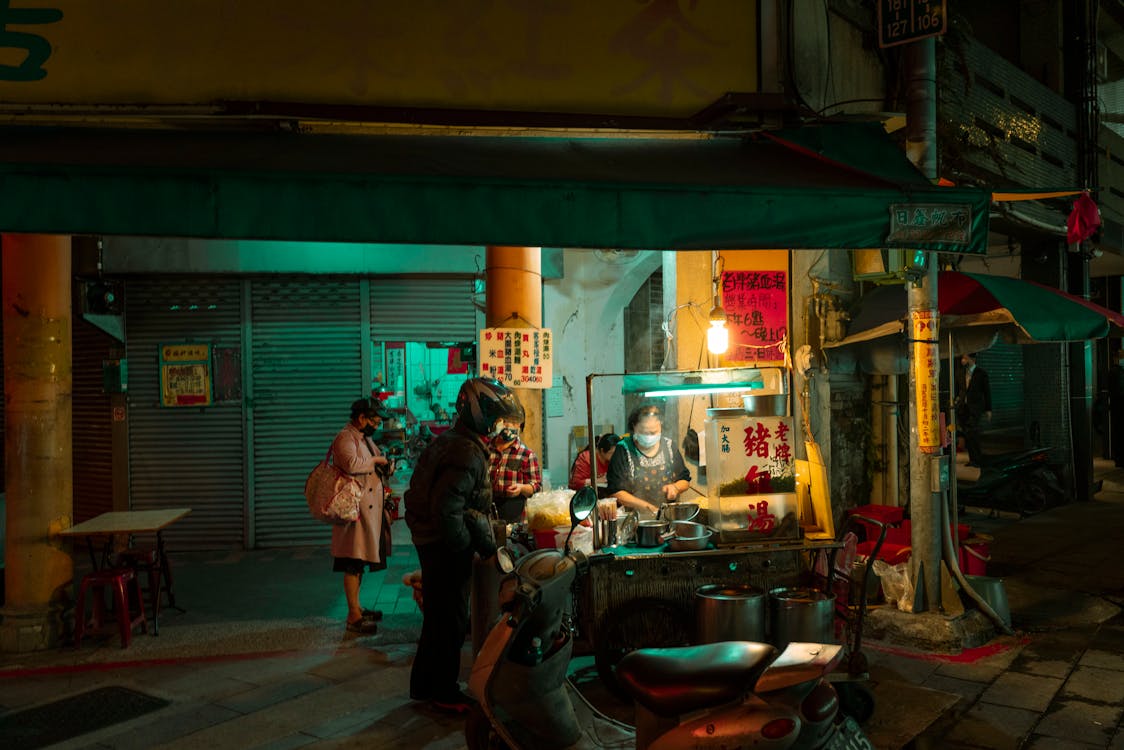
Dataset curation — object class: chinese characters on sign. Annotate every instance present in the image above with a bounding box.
[0,2,62,81]
[887,203,972,246]
[720,270,788,363]
[478,328,553,389]
[708,413,797,540]
[910,311,941,452]
[160,343,213,407]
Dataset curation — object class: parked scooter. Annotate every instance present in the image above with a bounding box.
[956,446,1066,516]
[466,488,873,750]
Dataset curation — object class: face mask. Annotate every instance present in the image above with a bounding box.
[497,428,518,443]
[635,432,660,448]
[362,424,377,437]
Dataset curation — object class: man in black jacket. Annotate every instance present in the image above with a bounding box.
[404,377,521,713]
[956,352,992,467]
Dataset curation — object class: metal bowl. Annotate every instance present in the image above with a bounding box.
[662,502,700,522]
[671,520,708,539]
[668,529,712,551]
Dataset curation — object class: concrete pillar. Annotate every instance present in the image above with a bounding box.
[1,234,73,652]
[485,246,543,459]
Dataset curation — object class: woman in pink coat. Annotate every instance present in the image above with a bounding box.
[331,398,393,634]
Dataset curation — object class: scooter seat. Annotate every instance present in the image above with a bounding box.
[616,641,778,716]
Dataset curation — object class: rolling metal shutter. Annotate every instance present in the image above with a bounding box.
[125,279,245,550]
[369,277,479,341]
[250,279,364,547]
[72,317,120,523]
[978,342,1026,443]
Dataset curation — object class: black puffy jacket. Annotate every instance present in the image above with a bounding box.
[404,421,494,551]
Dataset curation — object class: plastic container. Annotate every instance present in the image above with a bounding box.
[695,584,766,644]
[767,587,836,650]
[960,538,991,576]
[532,529,557,550]
[846,504,904,543]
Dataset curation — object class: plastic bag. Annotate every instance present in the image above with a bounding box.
[525,489,576,530]
[873,560,914,612]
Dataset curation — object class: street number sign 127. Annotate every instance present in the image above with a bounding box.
[878,0,947,48]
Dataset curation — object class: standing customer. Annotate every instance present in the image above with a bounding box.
[331,398,393,635]
[606,403,691,519]
[568,432,621,494]
[956,352,992,468]
[404,376,522,713]
[489,401,543,523]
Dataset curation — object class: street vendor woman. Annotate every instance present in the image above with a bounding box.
[606,403,691,520]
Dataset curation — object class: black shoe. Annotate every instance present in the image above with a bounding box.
[361,608,384,621]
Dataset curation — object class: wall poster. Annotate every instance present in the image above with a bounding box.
[478,328,552,389]
[160,343,212,407]
[721,270,788,364]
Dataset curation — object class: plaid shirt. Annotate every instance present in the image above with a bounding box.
[489,439,543,498]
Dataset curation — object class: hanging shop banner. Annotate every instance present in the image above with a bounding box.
[721,269,788,365]
[478,328,552,389]
[910,310,941,452]
[0,1,757,118]
[159,343,213,407]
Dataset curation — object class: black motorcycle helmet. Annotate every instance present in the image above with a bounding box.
[455,377,522,436]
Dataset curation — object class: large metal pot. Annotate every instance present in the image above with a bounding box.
[696,584,766,643]
[767,587,835,650]
[635,520,669,547]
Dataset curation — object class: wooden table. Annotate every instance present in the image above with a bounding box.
[61,508,192,635]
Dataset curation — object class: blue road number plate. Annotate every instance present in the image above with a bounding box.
[828,716,875,750]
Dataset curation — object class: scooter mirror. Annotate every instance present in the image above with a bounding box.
[571,486,597,525]
[495,547,515,574]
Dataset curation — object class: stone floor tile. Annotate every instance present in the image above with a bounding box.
[1079,649,1124,671]
[215,674,334,715]
[921,673,988,704]
[1062,665,1124,704]
[934,659,1007,684]
[1110,725,1124,750]
[980,672,1063,712]
[945,702,1039,750]
[246,733,319,750]
[1009,657,1075,679]
[1034,698,1121,747]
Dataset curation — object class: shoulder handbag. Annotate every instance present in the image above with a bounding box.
[305,446,362,524]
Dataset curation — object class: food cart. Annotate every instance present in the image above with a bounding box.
[572,367,842,694]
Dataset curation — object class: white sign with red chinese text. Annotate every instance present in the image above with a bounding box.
[705,413,799,541]
[478,328,552,389]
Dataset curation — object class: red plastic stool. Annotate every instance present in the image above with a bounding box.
[74,567,147,648]
[115,547,163,629]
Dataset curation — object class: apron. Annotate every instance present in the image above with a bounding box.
[620,438,676,521]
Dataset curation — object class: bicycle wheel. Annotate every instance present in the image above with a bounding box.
[593,597,691,702]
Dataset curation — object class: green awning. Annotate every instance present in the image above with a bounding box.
[0,122,990,252]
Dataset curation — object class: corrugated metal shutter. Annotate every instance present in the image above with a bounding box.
[251,279,364,547]
[370,277,478,341]
[72,316,120,523]
[978,342,1025,445]
[125,279,245,550]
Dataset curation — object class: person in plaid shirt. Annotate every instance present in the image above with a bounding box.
[489,402,543,522]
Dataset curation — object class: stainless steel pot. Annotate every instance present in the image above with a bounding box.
[635,520,669,547]
[660,502,700,523]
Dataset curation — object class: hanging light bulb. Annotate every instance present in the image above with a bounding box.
[707,295,728,355]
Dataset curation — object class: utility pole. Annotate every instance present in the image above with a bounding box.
[905,37,942,612]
